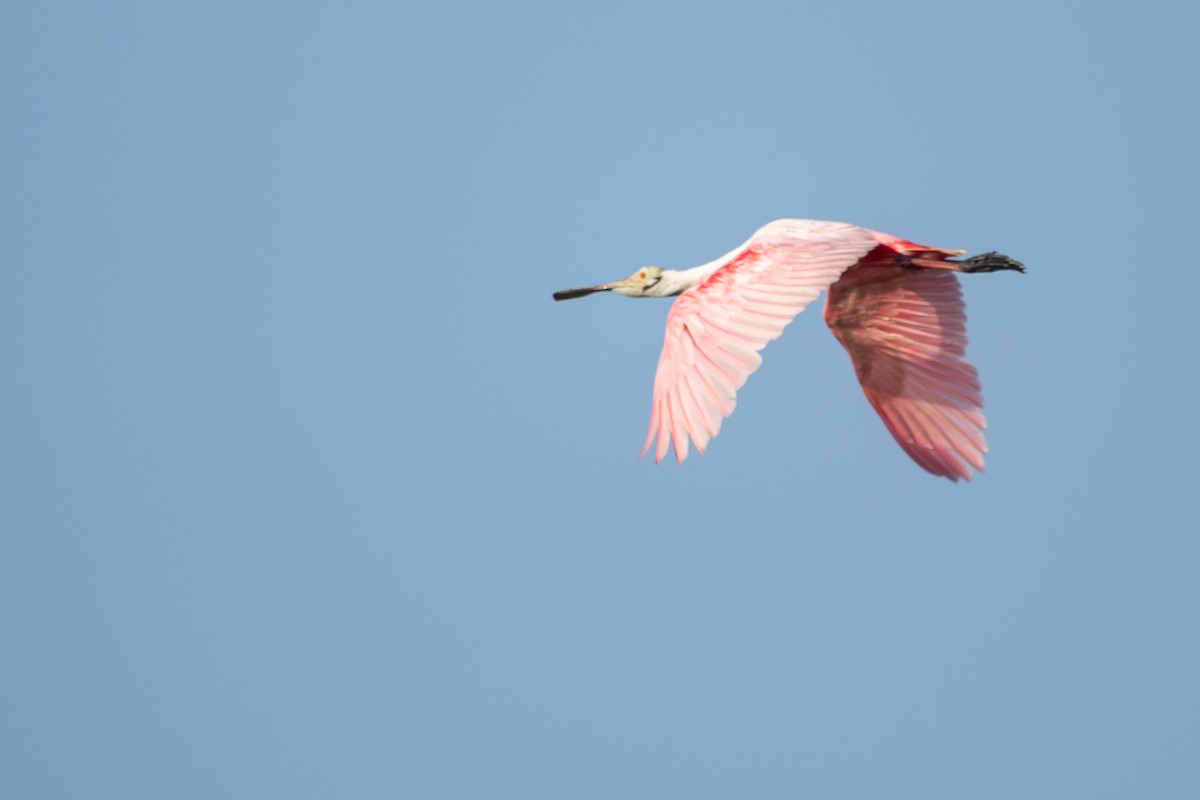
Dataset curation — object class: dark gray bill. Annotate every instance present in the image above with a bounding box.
[552,285,609,301]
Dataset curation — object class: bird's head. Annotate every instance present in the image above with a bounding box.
[553,267,665,301]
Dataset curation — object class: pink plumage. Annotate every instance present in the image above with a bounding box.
[553,219,1023,480]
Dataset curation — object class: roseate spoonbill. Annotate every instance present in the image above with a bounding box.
[553,219,1023,480]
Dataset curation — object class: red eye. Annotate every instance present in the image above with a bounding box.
[639,271,646,278]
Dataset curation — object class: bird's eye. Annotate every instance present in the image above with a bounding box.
[638,270,646,279]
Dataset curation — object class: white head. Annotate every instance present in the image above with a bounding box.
[553,267,666,301]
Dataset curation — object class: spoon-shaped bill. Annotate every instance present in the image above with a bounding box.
[553,284,611,301]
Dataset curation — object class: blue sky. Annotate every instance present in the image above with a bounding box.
[3,1,1198,797]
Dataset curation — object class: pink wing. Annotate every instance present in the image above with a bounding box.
[824,265,985,481]
[641,220,880,463]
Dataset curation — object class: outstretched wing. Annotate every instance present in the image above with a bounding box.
[641,220,880,463]
[824,265,985,481]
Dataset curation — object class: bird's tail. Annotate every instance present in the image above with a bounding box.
[869,238,1025,274]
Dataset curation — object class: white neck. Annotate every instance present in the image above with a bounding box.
[644,259,725,297]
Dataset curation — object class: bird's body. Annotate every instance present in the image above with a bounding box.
[553,219,1023,481]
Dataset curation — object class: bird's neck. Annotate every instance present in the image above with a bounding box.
[646,261,724,297]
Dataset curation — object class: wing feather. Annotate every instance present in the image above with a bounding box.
[824,266,986,481]
[641,220,880,462]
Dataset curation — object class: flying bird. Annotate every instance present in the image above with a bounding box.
[553,219,1023,480]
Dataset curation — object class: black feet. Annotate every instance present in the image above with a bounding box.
[960,252,1025,273]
